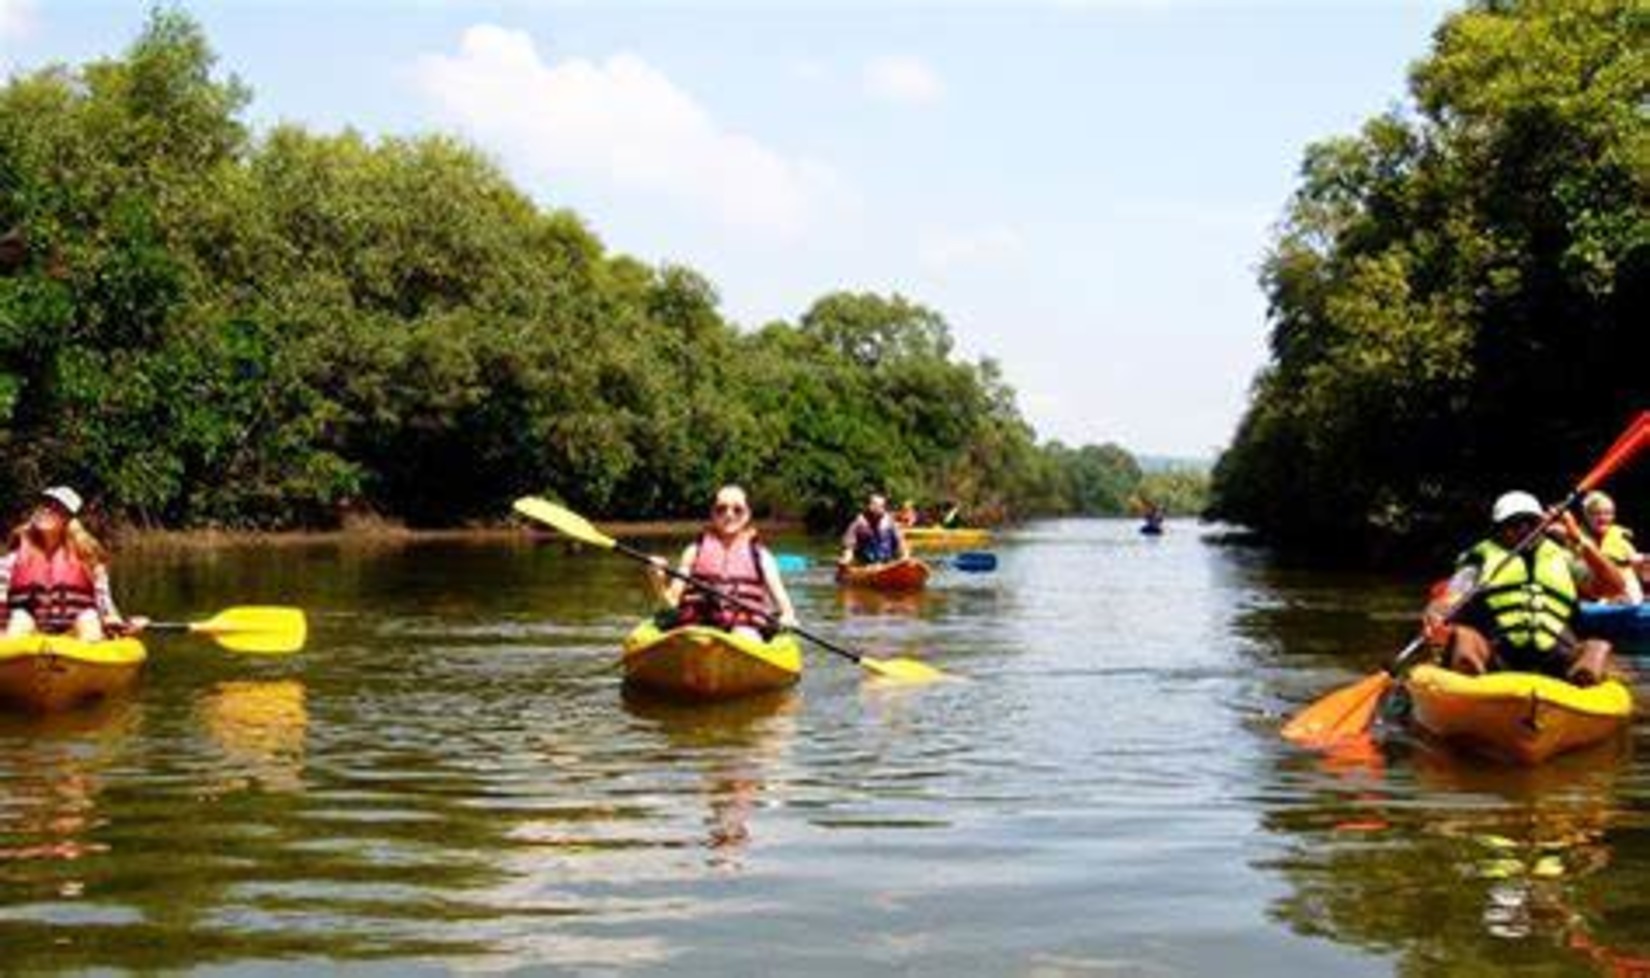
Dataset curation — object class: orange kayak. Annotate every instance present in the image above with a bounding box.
[835,558,931,592]
[0,635,147,713]
[1403,664,1632,765]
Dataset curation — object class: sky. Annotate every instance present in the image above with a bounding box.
[0,0,1458,459]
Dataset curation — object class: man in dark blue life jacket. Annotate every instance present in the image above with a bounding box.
[838,493,910,568]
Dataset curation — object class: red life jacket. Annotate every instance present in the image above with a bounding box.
[678,531,772,631]
[7,540,98,633]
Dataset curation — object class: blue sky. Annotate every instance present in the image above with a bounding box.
[0,1,1456,458]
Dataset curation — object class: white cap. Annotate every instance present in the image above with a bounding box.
[1491,490,1542,525]
[41,486,83,516]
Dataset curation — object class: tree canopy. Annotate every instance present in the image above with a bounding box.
[1211,0,1646,558]
[0,10,1157,529]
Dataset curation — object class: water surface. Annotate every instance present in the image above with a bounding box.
[3,520,1647,975]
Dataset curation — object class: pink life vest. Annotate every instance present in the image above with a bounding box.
[679,531,773,631]
[7,540,98,633]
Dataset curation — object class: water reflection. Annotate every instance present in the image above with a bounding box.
[835,586,932,619]
[1261,693,1649,974]
[6,526,1650,973]
[619,688,798,870]
[0,702,137,885]
[197,680,308,794]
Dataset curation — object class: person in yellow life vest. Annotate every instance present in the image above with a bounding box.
[648,485,798,641]
[894,500,918,529]
[1422,491,1613,686]
[1579,491,1643,604]
[0,487,147,641]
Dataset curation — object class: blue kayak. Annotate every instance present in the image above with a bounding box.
[1577,602,1650,649]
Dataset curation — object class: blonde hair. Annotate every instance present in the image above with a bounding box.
[1583,491,1615,515]
[8,516,109,567]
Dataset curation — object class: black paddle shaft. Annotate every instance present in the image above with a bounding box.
[612,541,867,665]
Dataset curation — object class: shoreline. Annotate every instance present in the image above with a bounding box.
[115,517,808,550]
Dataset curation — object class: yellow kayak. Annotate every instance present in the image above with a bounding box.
[1404,664,1633,765]
[902,526,993,548]
[621,621,802,701]
[0,635,147,713]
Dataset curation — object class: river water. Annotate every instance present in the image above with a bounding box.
[2,519,1646,975]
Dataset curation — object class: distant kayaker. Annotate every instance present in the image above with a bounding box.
[1578,491,1643,604]
[839,492,910,567]
[894,499,919,529]
[649,484,798,639]
[1422,490,1613,686]
[1,486,146,641]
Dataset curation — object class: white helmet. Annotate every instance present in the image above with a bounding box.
[1491,490,1542,525]
[40,485,84,516]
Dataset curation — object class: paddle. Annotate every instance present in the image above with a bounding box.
[1281,411,1650,748]
[945,551,998,573]
[144,606,308,654]
[809,550,996,573]
[513,497,949,683]
[774,553,812,573]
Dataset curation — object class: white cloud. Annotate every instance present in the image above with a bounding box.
[415,25,847,239]
[862,55,944,105]
[918,226,1025,273]
[0,0,34,41]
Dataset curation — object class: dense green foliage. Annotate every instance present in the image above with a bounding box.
[0,12,1148,529]
[1212,0,1646,556]
[1136,468,1211,518]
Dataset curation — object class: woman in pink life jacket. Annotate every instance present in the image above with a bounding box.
[649,485,799,640]
[0,486,147,641]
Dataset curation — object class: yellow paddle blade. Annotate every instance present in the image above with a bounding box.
[1280,672,1393,748]
[189,607,308,654]
[512,496,616,550]
[861,656,949,683]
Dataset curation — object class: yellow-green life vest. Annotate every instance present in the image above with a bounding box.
[1599,524,1636,568]
[1463,537,1578,653]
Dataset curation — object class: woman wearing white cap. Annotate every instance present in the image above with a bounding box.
[0,487,145,641]
[1422,490,1614,685]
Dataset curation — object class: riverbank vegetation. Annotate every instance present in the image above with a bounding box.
[0,11,1189,530]
[1211,0,1644,559]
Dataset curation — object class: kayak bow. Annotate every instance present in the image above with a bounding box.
[0,635,147,713]
[1403,663,1632,765]
[621,621,802,700]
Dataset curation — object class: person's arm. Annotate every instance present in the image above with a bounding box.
[839,517,862,565]
[94,566,121,622]
[759,549,799,628]
[1554,513,1627,599]
[93,566,146,634]
[893,523,910,561]
[0,552,13,598]
[1422,564,1479,646]
[649,545,696,608]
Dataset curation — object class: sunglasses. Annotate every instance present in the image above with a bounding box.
[713,503,748,516]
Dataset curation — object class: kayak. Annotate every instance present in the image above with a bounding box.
[0,635,147,713]
[836,557,932,591]
[902,527,993,548]
[621,621,802,700]
[1403,663,1632,765]
[1577,602,1650,649]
